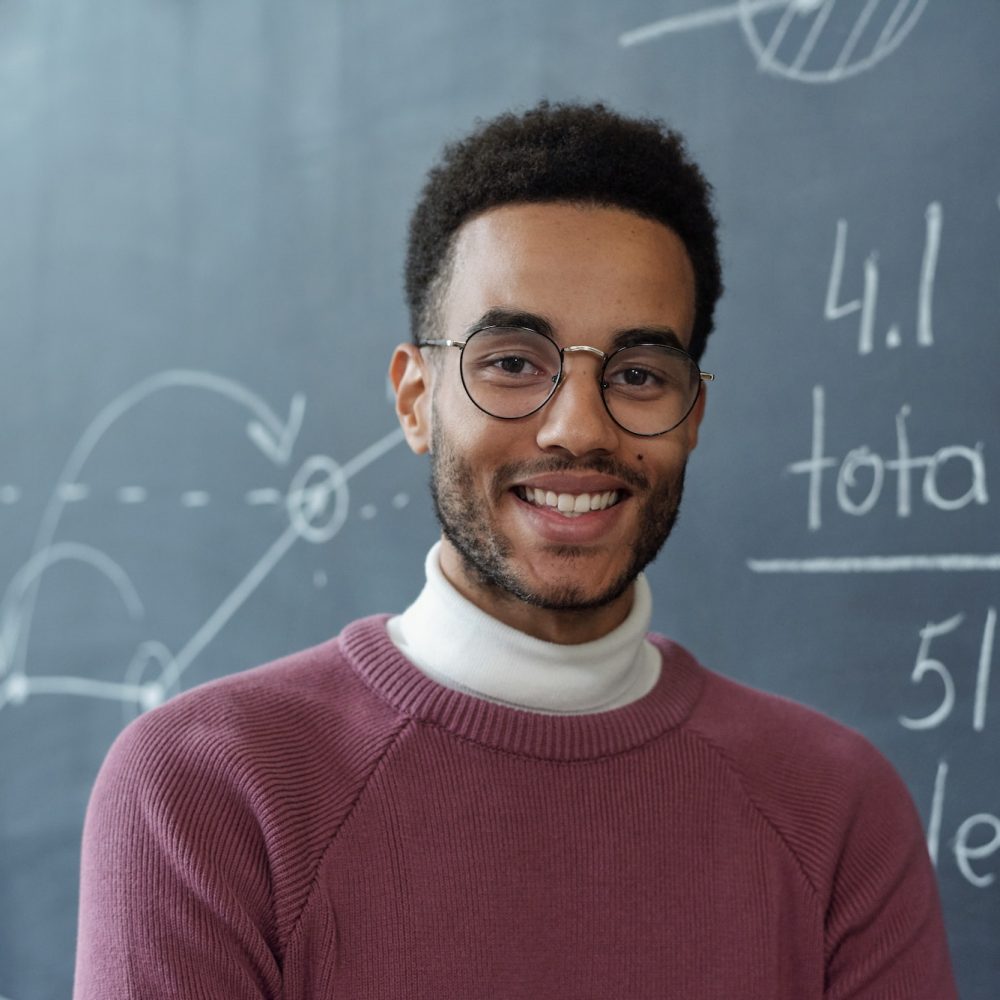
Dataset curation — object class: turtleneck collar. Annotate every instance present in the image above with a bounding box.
[386,543,661,715]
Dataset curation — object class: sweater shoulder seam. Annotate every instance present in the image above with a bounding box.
[281,714,415,953]
[682,721,823,901]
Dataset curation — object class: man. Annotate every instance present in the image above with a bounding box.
[75,102,957,998]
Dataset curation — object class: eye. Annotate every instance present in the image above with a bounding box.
[494,355,539,375]
[618,366,658,387]
[604,347,691,399]
[465,328,558,385]
[605,362,669,396]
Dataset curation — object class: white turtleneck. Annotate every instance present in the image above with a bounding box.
[385,543,661,715]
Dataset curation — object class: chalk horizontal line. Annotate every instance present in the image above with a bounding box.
[748,554,1000,573]
[619,0,788,47]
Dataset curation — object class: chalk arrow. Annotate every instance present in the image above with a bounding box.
[247,392,305,466]
[3,370,309,684]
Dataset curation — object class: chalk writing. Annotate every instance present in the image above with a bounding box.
[824,202,941,354]
[899,609,996,732]
[787,386,988,531]
[926,760,1000,888]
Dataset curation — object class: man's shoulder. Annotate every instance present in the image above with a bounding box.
[654,638,924,891]
[652,634,877,767]
[100,615,408,801]
[695,664,876,763]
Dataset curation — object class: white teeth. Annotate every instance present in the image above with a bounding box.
[520,487,620,516]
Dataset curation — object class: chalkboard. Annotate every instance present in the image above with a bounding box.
[1,2,997,997]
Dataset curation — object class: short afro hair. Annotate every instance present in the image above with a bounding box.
[405,100,722,362]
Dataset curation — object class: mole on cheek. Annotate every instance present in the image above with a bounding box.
[636,454,644,462]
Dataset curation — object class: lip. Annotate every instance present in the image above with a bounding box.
[513,473,630,495]
[508,483,630,545]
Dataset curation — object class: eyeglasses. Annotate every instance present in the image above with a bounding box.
[419,325,714,437]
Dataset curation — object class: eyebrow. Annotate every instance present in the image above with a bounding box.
[610,327,687,352]
[466,309,687,354]
[467,309,554,339]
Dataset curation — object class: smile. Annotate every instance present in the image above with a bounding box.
[514,486,621,517]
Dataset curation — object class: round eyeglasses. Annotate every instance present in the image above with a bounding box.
[419,326,714,437]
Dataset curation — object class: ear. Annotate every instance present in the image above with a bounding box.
[685,383,707,452]
[389,343,433,455]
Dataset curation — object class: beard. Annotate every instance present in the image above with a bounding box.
[429,418,686,612]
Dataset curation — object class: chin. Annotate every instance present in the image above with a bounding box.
[465,551,637,613]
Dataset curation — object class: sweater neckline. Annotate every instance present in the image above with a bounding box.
[339,616,705,762]
[386,543,661,715]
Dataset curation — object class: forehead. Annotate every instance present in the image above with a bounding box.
[442,202,697,349]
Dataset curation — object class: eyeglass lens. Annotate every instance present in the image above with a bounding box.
[459,327,701,436]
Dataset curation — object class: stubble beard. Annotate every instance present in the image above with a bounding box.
[429,420,686,613]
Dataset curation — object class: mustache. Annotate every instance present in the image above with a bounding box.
[493,456,650,493]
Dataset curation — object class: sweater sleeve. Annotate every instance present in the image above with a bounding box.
[73,708,286,1000]
[823,747,957,1000]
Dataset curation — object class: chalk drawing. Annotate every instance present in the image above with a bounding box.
[899,608,995,733]
[620,0,929,85]
[748,554,1000,573]
[0,369,404,717]
[825,202,941,354]
[787,386,988,531]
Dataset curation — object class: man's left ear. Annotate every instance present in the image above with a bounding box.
[389,343,432,455]
[686,383,707,451]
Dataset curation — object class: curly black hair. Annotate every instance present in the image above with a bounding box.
[405,101,723,362]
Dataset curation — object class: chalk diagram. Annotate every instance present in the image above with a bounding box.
[0,370,405,721]
[620,0,929,84]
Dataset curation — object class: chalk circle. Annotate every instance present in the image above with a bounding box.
[286,454,350,544]
[123,640,180,720]
[738,0,928,84]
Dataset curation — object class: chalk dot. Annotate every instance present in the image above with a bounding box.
[57,482,90,503]
[392,493,410,510]
[885,325,902,348]
[313,569,328,589]
[0,485,20,505]
[360,504,377,520]
[246,487,283,506]
[181,490,211,508]
[118,486,148,504]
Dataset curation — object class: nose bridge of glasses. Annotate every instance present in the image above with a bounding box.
[553,343,608,387]
[560,344,608,361]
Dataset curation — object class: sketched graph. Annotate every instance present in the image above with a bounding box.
[620,0,929,84]
[0,370,404,721]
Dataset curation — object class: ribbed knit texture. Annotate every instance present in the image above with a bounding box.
[74,616,957,999]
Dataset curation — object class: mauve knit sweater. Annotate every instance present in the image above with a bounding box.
[74,616,957,999]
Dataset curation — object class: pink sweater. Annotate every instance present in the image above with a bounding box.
[75,616,956,998]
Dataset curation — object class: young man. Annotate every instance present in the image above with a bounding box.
[75,103,957,998]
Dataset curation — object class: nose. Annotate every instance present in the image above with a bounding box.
[534,353,620,456]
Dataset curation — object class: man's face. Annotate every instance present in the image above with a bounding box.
[395,202,704,642]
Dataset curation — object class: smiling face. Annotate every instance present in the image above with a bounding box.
[391,202,705,643]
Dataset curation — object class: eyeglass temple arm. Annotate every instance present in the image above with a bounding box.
[417,338,465,348]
